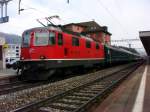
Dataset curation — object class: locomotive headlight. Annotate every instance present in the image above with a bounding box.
[40,56,46,59]
[21,57,24,60]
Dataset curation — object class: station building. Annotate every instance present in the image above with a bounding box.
[0,37,21,69]
[63,21,111,45]
[5,44,21,66]
[0,37,5,69]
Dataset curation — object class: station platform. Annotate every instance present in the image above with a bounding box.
[93,61,150,112]
[0,69,17,78]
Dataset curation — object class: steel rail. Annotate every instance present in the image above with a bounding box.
[73,62,141,112]
[12,61,143,112]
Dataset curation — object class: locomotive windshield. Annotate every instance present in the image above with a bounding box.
[22,32,30,47]
[34,32,49,46]
[34,32,55,46]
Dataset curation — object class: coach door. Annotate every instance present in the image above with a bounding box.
[57,33,65,57]
[63,34,70,58]
[104,46,111,65]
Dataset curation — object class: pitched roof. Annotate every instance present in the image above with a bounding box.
[63,21,111,35]
[76,21,101,28]
[63,23,86,27]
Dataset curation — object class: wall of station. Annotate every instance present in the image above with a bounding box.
[0,45,2,69]
[0,37,5,69]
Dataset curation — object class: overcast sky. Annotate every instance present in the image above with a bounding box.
[0,0,149,53]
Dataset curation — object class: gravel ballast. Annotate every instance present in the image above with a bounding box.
[0,64,132,111]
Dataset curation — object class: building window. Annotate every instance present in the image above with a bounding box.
[96,33,99,37]
[16,50,19,52]
[8,45,11,48]
[72,37,79,46]
[96,43,99,49]
[86,40,91,48]
[58,33,63,45]
[12,46,15,49]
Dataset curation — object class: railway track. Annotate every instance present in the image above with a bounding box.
[0,73,83,96]
[0,74,38,95]
[0,75,27,95]
[0,80,43,95]
[0,75,18,84]
[12,62,142,112]
[0,77,65,96]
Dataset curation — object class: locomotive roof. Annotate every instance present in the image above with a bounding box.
[23,25,94,42]
[23,26,62,33]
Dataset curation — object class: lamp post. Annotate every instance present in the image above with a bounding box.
[0,0,12,23]
[18,0,21,14]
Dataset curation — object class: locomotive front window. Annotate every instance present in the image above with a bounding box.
[34,32,49,46]
[22,32,30,47]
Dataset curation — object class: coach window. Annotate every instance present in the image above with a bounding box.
[86,40,91,48]
[58,33,63,45]
[96,43,99,49]
[72,37,79,46]
[34,32,49,46]
[49,32,56,45]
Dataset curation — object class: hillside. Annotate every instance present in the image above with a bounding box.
[0,32,21,44]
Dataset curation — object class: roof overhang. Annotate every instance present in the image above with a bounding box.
[139,31,150,56]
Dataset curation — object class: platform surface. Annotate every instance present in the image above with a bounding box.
[0,69,16,78]
[93,61,150,112]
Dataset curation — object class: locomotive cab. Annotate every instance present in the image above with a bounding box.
[21,29,57,60]
[19,28,61,80]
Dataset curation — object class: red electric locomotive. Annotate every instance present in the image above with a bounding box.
[17,25,105,80]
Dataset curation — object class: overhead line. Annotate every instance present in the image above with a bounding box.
[96,0,128,35]
[111,39,140,42]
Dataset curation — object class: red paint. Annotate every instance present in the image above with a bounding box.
[20,27,105,60]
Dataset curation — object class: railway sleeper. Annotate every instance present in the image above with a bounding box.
[78,90,99,94]
[61,98,87,104]
[56,100,83,105]
[89,86,105,90]
[73,92,95,97]
[46,103,77,111]
[39,107,70,112]
[84,86,104,90]
[89,88,105,92]
[70,94,92,99]
[65,96,89,101]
